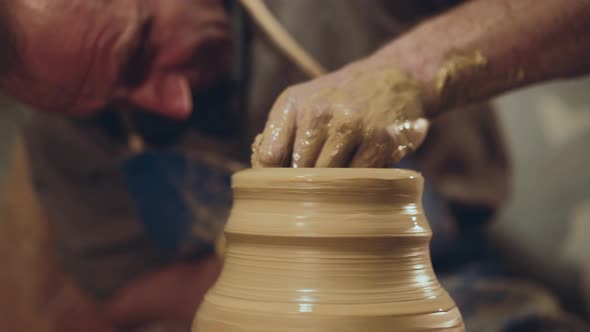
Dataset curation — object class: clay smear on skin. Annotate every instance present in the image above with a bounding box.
[194,168,464,331]
[252,68,427,168]
[435,49,525,107]
[253,49,528,168]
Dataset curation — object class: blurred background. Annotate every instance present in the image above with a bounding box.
[492,77,590,314]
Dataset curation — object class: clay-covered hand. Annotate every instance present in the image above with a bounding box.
[251,63,429,168]
[0,0,230,117]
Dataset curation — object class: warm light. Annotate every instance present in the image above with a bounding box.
[298,303,314,313]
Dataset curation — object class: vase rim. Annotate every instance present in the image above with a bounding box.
[233,168,421,190]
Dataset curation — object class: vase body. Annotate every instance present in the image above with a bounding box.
[193,168,464,331]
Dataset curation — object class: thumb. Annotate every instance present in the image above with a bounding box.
[125,73,193,119]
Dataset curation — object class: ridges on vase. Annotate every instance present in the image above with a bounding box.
[193,168,464,331]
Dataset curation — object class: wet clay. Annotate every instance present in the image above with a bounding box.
[251,68,428,168]
[434,49,525,108]
[193,168,464,331]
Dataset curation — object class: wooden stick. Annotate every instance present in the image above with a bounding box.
[238,0,326,78]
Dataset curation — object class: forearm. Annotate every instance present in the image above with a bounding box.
[369,0,590,117]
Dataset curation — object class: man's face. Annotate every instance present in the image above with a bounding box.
[3,0,231,116]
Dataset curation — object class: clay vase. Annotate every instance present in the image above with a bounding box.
[193,168,464,331]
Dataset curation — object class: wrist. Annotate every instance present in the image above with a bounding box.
[363,44,443,119]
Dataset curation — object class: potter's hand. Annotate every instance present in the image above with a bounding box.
[251,63,429,168]
[0,0,230,118]
[252,0,590,168]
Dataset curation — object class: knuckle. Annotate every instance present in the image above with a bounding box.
[331,108,361,135]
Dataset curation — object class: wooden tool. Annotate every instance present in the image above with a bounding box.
[238,0,327,78]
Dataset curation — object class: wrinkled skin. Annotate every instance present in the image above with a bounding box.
[0,0,230,117]
[251,62,429,168]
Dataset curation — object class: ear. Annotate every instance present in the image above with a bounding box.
[126,73,193,118]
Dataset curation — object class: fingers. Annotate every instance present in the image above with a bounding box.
[350,128,393,168]
[253,111,429,168]
[290,105,331,168]
[252,86,430,169]
[254,100,362,168]
[351,118,429,168]
[251,91,297,167]
[388,118,429,164]
[315,108,361,167]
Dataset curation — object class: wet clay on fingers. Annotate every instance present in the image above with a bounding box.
[251,68,429,168]
[193,168,464,331]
